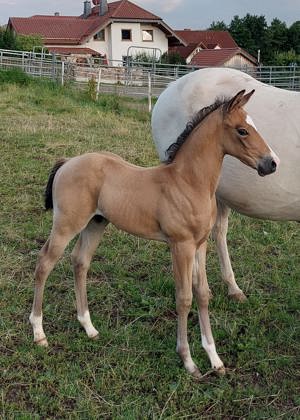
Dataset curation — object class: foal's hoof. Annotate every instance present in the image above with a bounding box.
[215,365,226,376]
[35,337,49,347]
[230,291,247,302]
[191,367,202,379]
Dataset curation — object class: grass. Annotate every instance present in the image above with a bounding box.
[0,75,299,419]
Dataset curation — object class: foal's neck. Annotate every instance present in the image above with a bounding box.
[172,111,224,195]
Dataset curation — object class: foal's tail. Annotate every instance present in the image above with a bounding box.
[44,158,68,210]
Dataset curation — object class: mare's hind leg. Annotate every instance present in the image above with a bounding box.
[71,216,108,339]
[30,227,76,346]
[212,199,246,302]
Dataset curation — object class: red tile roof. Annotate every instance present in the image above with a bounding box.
[47,47,102,56]
[110,0,161,20]
[9,15,100,44]
[175,30,238,49]
[9,1,163,46]
[169,42,207,60]
[190,48,257,67]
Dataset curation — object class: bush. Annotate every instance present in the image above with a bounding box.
[87,77,97,101]
[98,94,121,114]
[0,68,30,85]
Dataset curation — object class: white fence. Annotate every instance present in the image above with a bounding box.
[1,48,299,108]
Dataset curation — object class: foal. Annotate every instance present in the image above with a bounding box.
[30,90,278,378]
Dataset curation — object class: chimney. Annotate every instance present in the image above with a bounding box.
[99,0,108,16]
[83,1,92,18]
[54,12,60,16]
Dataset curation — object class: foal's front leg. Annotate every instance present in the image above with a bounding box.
[171,241,201,378]
[192,242,225,374]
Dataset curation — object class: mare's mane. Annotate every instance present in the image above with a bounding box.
[165,97,229,163]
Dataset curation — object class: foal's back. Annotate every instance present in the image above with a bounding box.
[52,152,170,241]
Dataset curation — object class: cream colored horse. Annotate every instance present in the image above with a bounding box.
[152,67,298,301]
[30,90,278,378]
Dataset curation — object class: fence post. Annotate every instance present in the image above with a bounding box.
[148,71,152,113]
[96,68,102,100]
[22,52,25,71]
[61,61,65,86]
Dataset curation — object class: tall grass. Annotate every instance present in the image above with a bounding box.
[0,74,299,419]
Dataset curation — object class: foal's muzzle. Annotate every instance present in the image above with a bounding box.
[257,156,277,176]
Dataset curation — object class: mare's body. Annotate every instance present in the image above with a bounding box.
[152,67,299,299]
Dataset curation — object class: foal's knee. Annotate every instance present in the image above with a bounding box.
[176,293,193,314]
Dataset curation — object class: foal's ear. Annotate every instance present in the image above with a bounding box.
[226,89,255,113]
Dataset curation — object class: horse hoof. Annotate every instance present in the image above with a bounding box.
[191,367,202,379]
[230,292,247,302]
[89,333,99,340]
[35,337,48,347]
[215,366,226,376]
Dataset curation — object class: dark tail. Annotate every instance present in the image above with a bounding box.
[44,158,68,210]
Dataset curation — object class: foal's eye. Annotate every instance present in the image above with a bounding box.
[237,128,248,136]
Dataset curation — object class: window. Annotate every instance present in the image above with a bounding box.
[94,29,105,41]
[142,29,153,42]
[121,29,132,41]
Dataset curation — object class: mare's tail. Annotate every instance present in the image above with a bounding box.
[44,159,68,210]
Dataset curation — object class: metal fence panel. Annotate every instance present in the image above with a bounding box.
[0,49,299,101]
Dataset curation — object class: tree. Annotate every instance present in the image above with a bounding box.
[243,14,271,62]
[16,34,44,52]
[209,21,228,31]
[288,21,300,54]
[268,18,289,52]
[0,26,44,51]
[229,15,255,52]
[161,52,186,65]
[273,49,300,66]
[229,14,273,64]
[0,27,17,50]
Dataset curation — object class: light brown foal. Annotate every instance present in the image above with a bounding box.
[30,90,278,378]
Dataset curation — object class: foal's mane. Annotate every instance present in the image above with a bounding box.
[165,97,228,163]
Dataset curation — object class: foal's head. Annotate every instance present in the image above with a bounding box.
[221,90,279,176]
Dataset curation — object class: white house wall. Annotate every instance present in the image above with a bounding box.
[45,22,169,65]
[84,26,110,57]
[109,22,168,63]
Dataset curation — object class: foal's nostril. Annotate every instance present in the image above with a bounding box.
[271,159,277,172]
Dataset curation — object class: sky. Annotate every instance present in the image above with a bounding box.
[1,0,299,28]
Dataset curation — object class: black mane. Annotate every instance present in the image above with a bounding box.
[164,97,228,163]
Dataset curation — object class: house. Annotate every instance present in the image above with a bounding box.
[8,0,186,64]
[170,29,257,68]
[189,47,258,68]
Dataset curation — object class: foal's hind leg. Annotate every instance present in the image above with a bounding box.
[212,199,246,302]
[71,217,108,339]
[30,228,76,346]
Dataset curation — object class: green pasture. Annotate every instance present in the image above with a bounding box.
[0,71,299,419]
